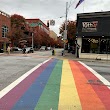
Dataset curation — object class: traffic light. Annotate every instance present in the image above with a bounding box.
[47,20,49,27]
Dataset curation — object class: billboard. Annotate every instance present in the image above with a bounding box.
[76,11,110,37]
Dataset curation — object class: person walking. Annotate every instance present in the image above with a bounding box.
[23,45,26,54]
[7,46,11,55]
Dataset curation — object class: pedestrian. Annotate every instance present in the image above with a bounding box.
[23,45,26,54]
[62,50,64,56]
[52,49,55,55]
[76,44,80,58]
[7,46,11,55]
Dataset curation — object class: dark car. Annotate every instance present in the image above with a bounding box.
[0,49,4,53]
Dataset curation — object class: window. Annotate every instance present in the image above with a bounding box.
[2,25,8,37]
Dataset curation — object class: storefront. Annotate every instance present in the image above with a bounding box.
[76,11,110,58]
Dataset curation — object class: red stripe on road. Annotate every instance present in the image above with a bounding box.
[69,60,106,110]
[75,61,110,110]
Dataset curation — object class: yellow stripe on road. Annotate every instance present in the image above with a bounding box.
[58,60,82,110]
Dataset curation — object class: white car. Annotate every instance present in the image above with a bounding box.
[47,47,51,50]
[25,47,34,53]
[12,47,22,51]
[40,46,46,50]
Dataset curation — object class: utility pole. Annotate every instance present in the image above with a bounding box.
[63,2,68,56]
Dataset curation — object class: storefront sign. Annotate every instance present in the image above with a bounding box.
[76,11,110,36]
[82,21,98,32]
[88,38,99,43]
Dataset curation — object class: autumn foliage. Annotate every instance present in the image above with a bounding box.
[59,20,76,46]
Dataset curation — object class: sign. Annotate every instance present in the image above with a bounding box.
[76,11,110,36]
[50,20,55,26]
[29,22,42,27]
[82,21,98,32]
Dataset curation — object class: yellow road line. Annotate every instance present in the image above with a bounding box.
[58,60,82,110]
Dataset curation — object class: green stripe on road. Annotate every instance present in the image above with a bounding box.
[34,60,62,110]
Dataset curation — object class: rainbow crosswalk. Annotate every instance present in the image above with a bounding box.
[0,58,110,110]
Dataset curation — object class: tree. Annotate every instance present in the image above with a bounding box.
[9,14,27,46]
[59,20,76,46]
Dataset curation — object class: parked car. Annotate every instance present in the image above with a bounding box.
[0,49,4,53]
[25,47,34,53]
[47,47,51,50]
[40,46,46,50]
[12,47,22,51]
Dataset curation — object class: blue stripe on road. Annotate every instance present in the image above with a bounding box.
[11,59,58,110]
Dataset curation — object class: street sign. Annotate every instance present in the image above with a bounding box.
[50,20,55,26]
[63,30,67,39]
[29,22,42,27]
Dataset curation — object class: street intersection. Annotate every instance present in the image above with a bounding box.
[0,50,110,110]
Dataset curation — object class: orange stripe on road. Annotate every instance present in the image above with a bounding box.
[69,61,106,110]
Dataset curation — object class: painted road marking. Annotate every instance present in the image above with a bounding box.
[0,59,110,110]
[58,60,82,110]
[75,61,110,110]
[79,61,110,89]
[35,60,62,110]
[11,59,58,110]
[0,58,51,99]
[69,61,106,110]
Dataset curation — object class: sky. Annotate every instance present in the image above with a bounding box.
[0,0,110,36]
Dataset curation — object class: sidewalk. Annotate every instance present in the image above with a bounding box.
[52,50,110,63]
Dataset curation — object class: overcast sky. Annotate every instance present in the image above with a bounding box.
[0,0,110,36]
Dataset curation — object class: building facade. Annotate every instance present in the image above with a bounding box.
[76,11,110,58]
[49,30,57,41]
[0,10,11,50]
[25,19,49,47]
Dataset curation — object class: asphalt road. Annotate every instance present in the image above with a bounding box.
[82,61,110,82]
[0,49,110,91]
[0,51,51,91]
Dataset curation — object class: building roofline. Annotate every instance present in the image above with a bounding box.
[26,18,39,20]
[0,10,10,18]
[26,18,49,30]
[77,11,110,18]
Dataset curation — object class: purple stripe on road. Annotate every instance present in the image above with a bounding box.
[0,59,53,110]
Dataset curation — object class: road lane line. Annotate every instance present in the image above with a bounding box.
[58,60,81,110]
[79,61,110,89]
[0,58,51,99]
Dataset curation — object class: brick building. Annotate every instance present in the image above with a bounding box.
[25,19,49,47]
[0,10,11,50]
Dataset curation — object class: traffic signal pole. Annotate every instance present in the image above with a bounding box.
[63,2,68,56]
